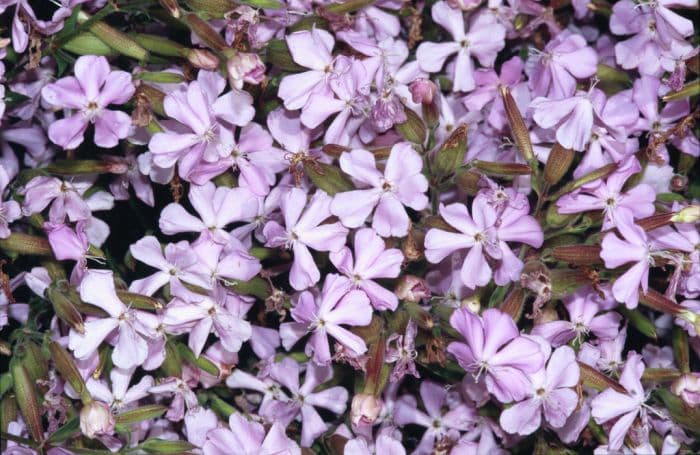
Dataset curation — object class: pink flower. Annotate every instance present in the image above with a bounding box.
[331,143,428,238]
[416,1,505,92]
[159,182,258,244]
[462,55,525,130]
[204,412,300,455]
[394,381,476,454]
[447,308,545,403]
[600,212,655,308]
[0,167,20,238]
[610,0,694,75]
[329,228,404,311]
[530,91,596,151]
[499,343,580,435]
[21,176,91,223]
[129,236,211,296]
[190,233,262,288]
[148,71,254,180]
[163,281,252,357]
[425,193,543,289]
[532,288,621,346]
[300,56,372,145]
[68,269,156,369]
[41,55,135,149]
[86,367,153,411]
[209,123,286,195]
[591,352,648,451]
[264,188,348,290]
[279,274,371,364]
[526,31,598,100]
[557,156,656,230]
[267,358,349,447]
[278,28,335,110]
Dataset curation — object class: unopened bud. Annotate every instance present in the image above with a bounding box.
[671,205,700,224]
[395,107,426,145]
[670,373,700,407]
[552,244,603,265]
[46,159,128,175]
[187,0,238,17]
[670,174,688,192]
[322,144,350,158]
[552,162,618,199]
[395,275,431,304]
[636,212,675,231]
[350,394,383,427]
[578,361,625,393]
[472,160,532,176]
[662,79,700,102]
[500,287,525,322]
[500,86,534,165]
[544,143,575,186]
[545,204,577,228]
[77,12,149,61]
[226,52,265,89]
[304,162,354,196]
[137,85,166,117]
[62,33,117,56]
[50,341,91,404]
[0,233,53,256]
[11,361,44,442]
[159,0,181,17]
[447,0,481,10]
[186,48,220,70]
[455,169,481,196]
[324,0,374,13]
[183,13,227,52]
[21,341,48,383]
[401,228,424,262]
[409,78,437,105]
[266,39,304,72]
[434,124,468,178]
[133,71,186,84]
[80,401,116,439]
[596,63,630,84]
[640,289,685,315]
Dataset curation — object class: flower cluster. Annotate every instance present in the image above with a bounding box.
[0,0,699,454]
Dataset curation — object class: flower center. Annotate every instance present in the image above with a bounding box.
[83,101,101,121]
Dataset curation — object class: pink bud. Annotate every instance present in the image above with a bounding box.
[80,401,115,439]
[186,48,220,70]
[226,52,265,89]
[409,78,437,105]
[671,373,700,407]
[350,393,383,427]
[447,0,482,10]
[395,275,431,303]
